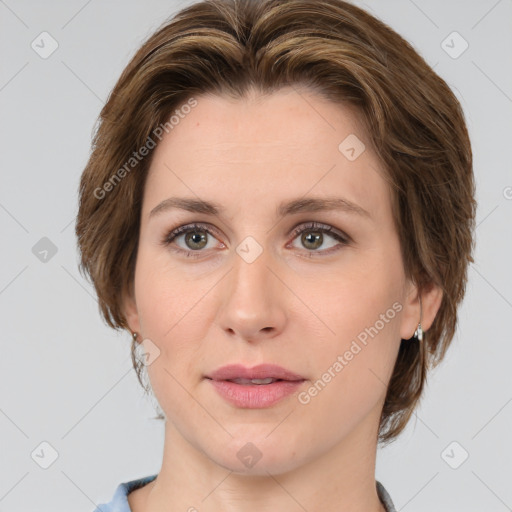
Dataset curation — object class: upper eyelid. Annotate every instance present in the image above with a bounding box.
[290,221,350,240]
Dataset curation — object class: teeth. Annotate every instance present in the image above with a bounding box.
[230,377,278,385]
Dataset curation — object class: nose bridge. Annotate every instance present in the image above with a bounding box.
[233,244,273,302]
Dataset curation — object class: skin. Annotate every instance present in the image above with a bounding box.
[123,86,443,512]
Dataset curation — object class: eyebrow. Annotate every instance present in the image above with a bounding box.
[149,196,371,220]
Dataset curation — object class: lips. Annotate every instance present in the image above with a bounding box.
[206,364,306,408]
[206,363,305,383]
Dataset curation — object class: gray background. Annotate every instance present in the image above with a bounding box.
[0,0,511,510]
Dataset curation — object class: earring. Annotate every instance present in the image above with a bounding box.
[413,295,423,341]
[413,323,423,342]
[132,331,139,342]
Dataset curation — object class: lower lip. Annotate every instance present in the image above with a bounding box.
[207,379,305,408]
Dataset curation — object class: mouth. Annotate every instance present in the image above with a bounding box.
[205,364,306,408]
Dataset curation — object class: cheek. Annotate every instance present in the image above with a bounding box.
[309,281,403,393]
[300,249,403,341]
[133,252,214,392]
[297,252,404,402]
[134,245,210,335]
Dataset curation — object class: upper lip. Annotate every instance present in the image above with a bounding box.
[206,364,305,381]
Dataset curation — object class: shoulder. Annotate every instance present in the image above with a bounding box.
[92,474,158,512]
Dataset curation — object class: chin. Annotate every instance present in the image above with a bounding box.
[206,435,307,477]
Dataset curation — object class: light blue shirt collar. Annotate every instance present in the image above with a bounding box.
[94,474,396,511]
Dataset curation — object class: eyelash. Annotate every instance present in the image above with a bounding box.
[161,221,351,259]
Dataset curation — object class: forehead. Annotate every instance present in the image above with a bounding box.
[142,87,391,223]
[156,87,370,154]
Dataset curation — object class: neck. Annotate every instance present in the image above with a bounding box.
[133,404,386,512]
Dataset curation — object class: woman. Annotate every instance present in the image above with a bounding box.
[76,0,476,510]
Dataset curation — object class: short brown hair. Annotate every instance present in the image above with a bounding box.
[75,0,476,444]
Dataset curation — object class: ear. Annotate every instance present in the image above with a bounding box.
[122,282,142,342]
[400,279,443,340]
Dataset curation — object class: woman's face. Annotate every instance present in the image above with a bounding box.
[125,86,422,474]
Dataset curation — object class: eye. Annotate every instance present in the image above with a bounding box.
[288,221,350,256]
[161,223,223,258]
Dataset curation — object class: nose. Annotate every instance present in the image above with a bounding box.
[216,244,288,343]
